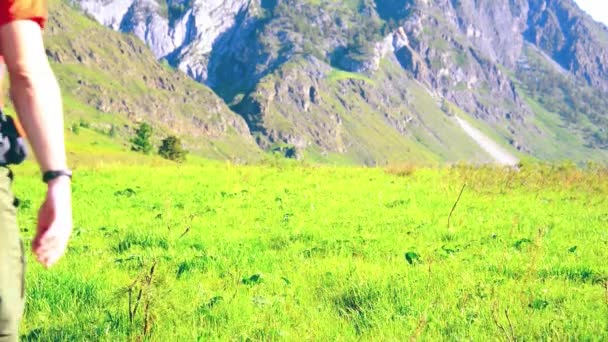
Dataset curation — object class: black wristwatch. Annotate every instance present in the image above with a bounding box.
[42,169,73,184]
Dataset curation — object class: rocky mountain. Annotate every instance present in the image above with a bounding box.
[66,0,608,164]
[44,1,262,161]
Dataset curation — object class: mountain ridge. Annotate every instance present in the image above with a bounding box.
[64,0,608,164]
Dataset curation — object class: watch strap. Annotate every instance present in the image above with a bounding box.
[43,169,72,183]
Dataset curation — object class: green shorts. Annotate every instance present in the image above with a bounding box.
[0,167,24,342]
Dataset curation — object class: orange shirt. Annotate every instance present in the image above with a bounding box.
[0,0,47,29]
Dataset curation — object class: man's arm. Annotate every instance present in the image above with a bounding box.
[0,20,72,268]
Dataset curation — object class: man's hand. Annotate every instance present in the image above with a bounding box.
[32,176,72,268]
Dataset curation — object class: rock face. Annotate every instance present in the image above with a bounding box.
[76,0,252,83]
[401,0,530,67]
[71,0,608,163]
[525,0,608,92]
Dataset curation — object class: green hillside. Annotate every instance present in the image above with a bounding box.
[236,56,500,166]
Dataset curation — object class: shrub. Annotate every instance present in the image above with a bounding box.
[158,135,187,162]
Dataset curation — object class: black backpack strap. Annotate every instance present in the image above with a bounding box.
[0,108,27,166]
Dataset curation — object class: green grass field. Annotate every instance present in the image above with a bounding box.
[10,147,608,340]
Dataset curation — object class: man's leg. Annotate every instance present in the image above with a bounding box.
[0,167,25,342]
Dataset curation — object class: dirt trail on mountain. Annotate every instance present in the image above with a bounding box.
[455,116,519,166]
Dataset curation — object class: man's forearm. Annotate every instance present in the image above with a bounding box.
[10,65,67,172]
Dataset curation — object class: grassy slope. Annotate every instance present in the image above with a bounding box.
[508,45,608,162]
[12,156,608,340]
[388,84,493,163]
[253,57,494,166]
[523,97,608,162]
[40,0,262,161]
[367,59,494,164]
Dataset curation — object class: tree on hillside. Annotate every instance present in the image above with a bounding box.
[108,124,118,138]
[158,135,187,162]
[131,122,153,154]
